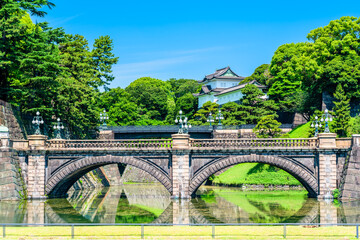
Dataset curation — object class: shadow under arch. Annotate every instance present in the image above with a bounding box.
[189,155,318,197]
[46,155,172,198]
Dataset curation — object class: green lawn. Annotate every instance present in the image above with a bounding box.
[212,163,302,187]
[1,225,358,239]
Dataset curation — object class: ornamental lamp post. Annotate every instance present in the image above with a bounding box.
[53,118,64,139]
[175,110,191,134]
[320,109,334,133]
[216,109,224,130]
[32,111,44,135]
[310,115,322,137]
[207,112,214,130]
[99,109,109,130]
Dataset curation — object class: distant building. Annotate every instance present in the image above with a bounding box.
[194,66,267,108]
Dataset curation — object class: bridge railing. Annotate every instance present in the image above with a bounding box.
[189,138,318,148]
[47,139,173,149]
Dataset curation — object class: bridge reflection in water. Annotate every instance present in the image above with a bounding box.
[1,185,360,224]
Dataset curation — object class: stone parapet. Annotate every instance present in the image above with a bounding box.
[318,133,337,149]
[28,135,47,150]
[171,134,190,150]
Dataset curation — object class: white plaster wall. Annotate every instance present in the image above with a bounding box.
[198,94,215,107]
[217,90,243,105]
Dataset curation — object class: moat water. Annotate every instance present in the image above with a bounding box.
[1,184,360,224]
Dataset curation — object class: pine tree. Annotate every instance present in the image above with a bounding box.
[332,84,351,137]
[238,84,278,124]
[92,35,119,89]
[253,115,282,138]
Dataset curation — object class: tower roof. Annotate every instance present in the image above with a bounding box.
[200,66,245,82]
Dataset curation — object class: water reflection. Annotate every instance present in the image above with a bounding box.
[1,185,360,224]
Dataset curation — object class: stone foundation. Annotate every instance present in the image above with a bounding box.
[0,148,26,200]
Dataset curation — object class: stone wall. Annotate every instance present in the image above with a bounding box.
[340,135,360,199]
[0,100,26,139]
[0,148,26,200]
[69,167,110,192]
[0,100,27,200]
[121,165,158,184]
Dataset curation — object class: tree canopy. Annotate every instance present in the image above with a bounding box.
[241,64,271,85]
[268,16,360,121]
[0,1,118,138]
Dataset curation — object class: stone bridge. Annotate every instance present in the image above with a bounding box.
[3,133,360,200]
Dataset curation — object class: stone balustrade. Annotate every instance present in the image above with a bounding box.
[46,139,173,149]
[189,138,319,148]
[12,137,352,151]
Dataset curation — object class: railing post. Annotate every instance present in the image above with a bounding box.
[2,225,5,238]
[283,224,286,238]
[141,224,144,239]
[71,224,74,239]
[212,224,215,239]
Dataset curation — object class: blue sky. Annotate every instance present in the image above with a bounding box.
[33,0,360,88]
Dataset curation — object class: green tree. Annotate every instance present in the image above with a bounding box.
[332,84,351,137]
[0,0,54,100]
[59,34,96,87]
[98,88,141,126]
[241,64,271,85]
[91,35,119,89]
[253,115,282,138]
[55,33,118,137]
[9,22,62,115]
[125,77,175,122]
[238,84,278,124]
[175,93,198,118]
[268,17,360,119]
[190,101,219,125]
[220,102,243,125]
[54,77,99,138]
[306,17,360,100]
[268,42,320,115]
[351,116,360,135]
[168,78,200,99]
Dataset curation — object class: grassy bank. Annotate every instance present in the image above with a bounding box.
[286,122,312,138]
[212,163,302,187]
[1,225,358,239]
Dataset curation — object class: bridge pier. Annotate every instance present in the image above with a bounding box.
[27,135,47,199]
[318,133,337,199]
[172,199,191,224]
[171,134,190,199]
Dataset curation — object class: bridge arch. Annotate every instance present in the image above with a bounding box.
[189,154,318,197]
[46,155,172,198]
